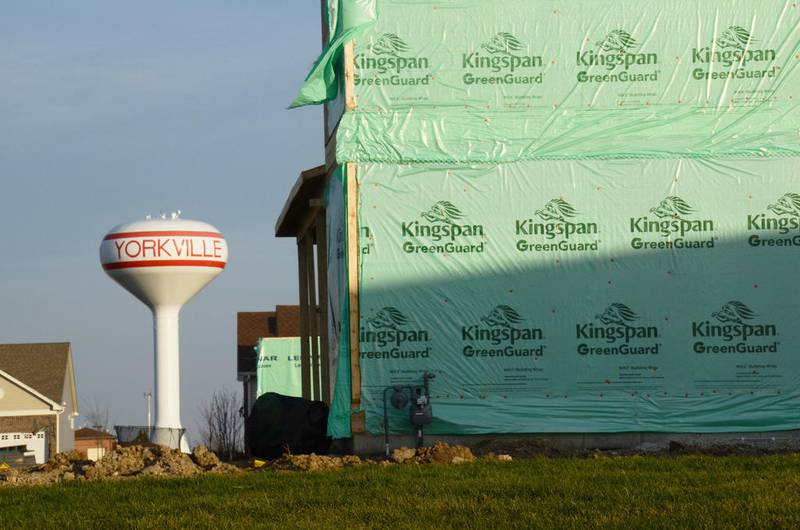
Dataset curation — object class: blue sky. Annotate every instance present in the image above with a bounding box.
[0,2,324,443]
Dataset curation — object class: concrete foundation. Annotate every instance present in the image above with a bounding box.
[337,430,800,457]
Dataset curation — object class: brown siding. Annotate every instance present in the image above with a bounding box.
[276,305,302,336]
[74,437,115,459]
[238,307,304,374]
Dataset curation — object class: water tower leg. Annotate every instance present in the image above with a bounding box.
[151,307,186,451]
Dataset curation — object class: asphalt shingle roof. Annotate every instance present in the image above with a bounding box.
[0,342,71,404]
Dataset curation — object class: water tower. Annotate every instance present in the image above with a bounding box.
[100,213,227,450]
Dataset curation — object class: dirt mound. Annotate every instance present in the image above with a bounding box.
[1,443,501,485]
[269,453,364,471]
[192,446,221,469]
[0,445,241,486]
[416,442,475,464]
[259,443,480,471]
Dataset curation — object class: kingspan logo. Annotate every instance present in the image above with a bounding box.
[692,26,778,81]
[693,301,779,354]
[355,33,432,87]
[462,305,545,359]
[516,198,600,253]
[402,201,486,255]
[360,307,431,360]
[598,30,638,53]
[748,193,800,248]
[462,32,545,86]
[372,33,410,56]
[630,196,716,250]
[577,30,660,84]
[577,304,661,356]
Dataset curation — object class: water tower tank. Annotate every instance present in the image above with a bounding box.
[99,213,227,450]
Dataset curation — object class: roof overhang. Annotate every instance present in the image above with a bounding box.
[275,165,327,238]
[0,369,64,412]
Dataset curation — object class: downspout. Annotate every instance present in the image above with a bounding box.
[54,405,64,455]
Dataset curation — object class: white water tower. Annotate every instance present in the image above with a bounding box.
[100,213,227,450]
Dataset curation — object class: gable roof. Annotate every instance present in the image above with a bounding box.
[0,343,73,405]
[75,427,115,440]
[0,369,62,410]
[275,165,327,237]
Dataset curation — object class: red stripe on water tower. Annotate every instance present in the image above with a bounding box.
[103,231,224,240]
[102,260,226,270]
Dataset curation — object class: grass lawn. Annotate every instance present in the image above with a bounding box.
[2,455,800,529]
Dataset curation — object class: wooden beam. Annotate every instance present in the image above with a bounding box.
[346,162,363,433]
[297,237,311,400]
[316,211,331,405]
[344,41,357,111]
[306,234,321,401]
[321,0,331,147]
[297,206,322,244]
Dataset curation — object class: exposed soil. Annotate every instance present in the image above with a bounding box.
[0,442,504,485]
[4,437,796,487]
[470,438,800,459]
[0,445,241,486]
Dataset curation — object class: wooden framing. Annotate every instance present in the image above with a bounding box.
[276,19,360,431]
[316,212,331,404]
[344,41,357,111]
[305,235,321,401]
[346,161,364,433]
[297,237,312,400]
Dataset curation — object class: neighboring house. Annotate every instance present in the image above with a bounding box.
[74,428,115,461]
[237,306,301,452]
[237,306,301,414]
[0,343,79,463]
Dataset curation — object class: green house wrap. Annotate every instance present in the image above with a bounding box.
[292,0,800,437]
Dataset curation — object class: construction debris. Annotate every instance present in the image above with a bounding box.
[0,445,241,486]
[0,442,509,486]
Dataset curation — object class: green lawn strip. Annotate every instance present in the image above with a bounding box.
[2,456,800,529]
